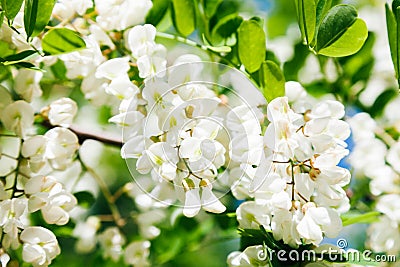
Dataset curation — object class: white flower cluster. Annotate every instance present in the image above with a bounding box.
[228,82,351,258]
[121,56,229,217]
[0,97,79,266]
[348,113,400,255]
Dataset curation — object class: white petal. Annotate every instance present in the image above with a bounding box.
[183,189,201,217]
[201,186,226,214]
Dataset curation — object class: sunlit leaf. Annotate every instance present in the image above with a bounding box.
[295,0,316,45]
[259,60,285,102]
[1,0,24,21]
[146,0,170,26]
[341,211,381,226]
[316,5,368,57]
[42,28,86,55]
[171,0,196,37]
[238,20,266,73]
[24,0,56,38]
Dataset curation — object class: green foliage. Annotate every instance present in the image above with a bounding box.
[42,28,86,55]
[74,191,96,209]
[237,20,266,73]
[24,0,56,38]
[369,88,398,117]
[315,5,368,57]
[259,60,286,102]
[294,0,316,45]
[341,211,381,226]
[171,0,196,36]
[146,0,170,26]
[203,0,223,18]
[386,1,400,87]
[1,0,24,21]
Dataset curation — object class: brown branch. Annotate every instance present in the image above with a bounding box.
[39,119,123,147]
[69,125,123,147]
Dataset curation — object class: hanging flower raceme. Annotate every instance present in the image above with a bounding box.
[120,58,265,218]
[228,82,351,249]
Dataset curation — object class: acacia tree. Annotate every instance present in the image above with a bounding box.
[0,0,399,266]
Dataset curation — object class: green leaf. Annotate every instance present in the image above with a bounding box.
[146,0,170,26]
[171,0,196,37]
[295,0,316,45]
[42,28,86,55]
[1,0,24,21]
[392,0,400,20]
[13,61,41,70]
[2,50,37,63]
[259,60,285,102]
[50,59,67,81]
[342,32,375,80]
[210,14,243,46]
[316,0,332,27]
[74,191,95,209]
[237,20,266,73]
[341,211,381,226]
[316,5,357,51]
[284,41,309,81]
[24,0,56,38]
[204,0,223,18]
[317,18,368,57]
[316,5,368,57]
[369,89,398,117]
[386,3,398,78]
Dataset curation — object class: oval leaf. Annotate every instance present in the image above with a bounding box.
[316,5,358,52]
[171,0,196,37]
[73,191,95,209]
[259,60,285,102]
[238,20,266,73]
[386,3,398,77]
[42,28,86,55]
[295,0,316,45]
[211,14,243,45]
[24,0,56,38]
[3,50,37,63]
[1,0,24,21]
[146,0,170,26]
[317,18,368,57]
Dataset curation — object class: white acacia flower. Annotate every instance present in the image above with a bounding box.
[48,97,78,127]
[20,226,60,267]
[73,216,101,254]
[105,74,139,100]
[25,176,77,225]
[1,100,34,137]
[95,57,130,81]
[0,198,27,249]
[127,24,157,58]
[14,69,43,102]
[53,0,93,19]
[44,127,79,170]
[296,205,342,245]
[231,94,351,248]
[95,0,152,31]
[136,142,178,180]
[236,201,271,230]
[137,48,167,79]
[98,227,126,262]
[124,240,151,266]
[368,215,400,254]
[182,179,225,217]
[227,245,269,267]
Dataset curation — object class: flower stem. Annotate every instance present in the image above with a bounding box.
[79,158,125,228]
